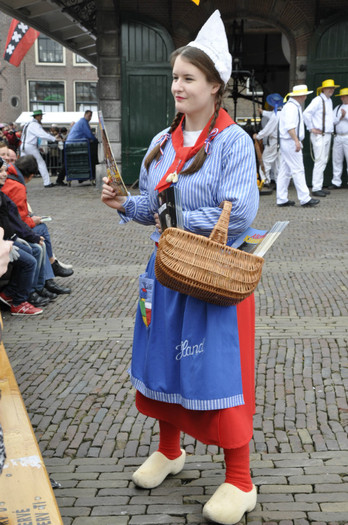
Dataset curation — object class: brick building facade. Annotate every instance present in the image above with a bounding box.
[0,12,98,125]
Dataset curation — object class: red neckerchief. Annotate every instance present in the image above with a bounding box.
[155,108,234,192]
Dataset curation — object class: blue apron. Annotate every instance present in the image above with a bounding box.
[129,248,245,411]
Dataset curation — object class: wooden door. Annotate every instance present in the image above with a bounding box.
[121,17,175,184]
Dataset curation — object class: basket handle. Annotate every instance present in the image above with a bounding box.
[209,201,232,245]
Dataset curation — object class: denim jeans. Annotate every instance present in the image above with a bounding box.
[31,223,55,280]
[4,242,37,305]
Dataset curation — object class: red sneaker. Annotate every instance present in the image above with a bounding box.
[0,292,13,307]
[11,302,43,316]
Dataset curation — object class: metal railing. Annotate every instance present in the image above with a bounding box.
[40,141,65,176]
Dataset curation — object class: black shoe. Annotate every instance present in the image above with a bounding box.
[301,198,320,207]
[37,287,57,301]
[312,190,326,197]
[322,189,331,195]
[328,184,340,190]
[56,181,67,186]
[45,279,71,294]
[51,260,74,278]
[44,183,56,188]
[28,292,50,307]
[277,200,295,207]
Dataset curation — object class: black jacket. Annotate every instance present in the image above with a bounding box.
[0,191,41,244]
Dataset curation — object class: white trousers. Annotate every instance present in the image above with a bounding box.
[277,139,311,205]
[332,135,348,187]
[310,132,332,191]
[20,144,51,186]
[262,138,281,182]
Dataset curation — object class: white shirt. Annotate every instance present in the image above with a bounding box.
[279,98,304,141]
[333,104,348,135]
[256,110,280,141]
[303,93,334,133]
[183,129,202,147]
[21,118,56,148]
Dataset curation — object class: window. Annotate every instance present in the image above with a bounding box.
[74,54,89,65]
[246,78,263,96]
[28,80,65,112]
[37,34,64,64]
[75,82,98,111]
[11,96,19,108]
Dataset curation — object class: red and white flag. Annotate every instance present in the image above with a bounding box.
[3,19,39,67]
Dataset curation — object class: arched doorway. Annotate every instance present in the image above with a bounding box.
[121,16,175,184]
[304,15,348,186]
[223,18,290,123]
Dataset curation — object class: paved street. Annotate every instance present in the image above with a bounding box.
[2,175,348,525]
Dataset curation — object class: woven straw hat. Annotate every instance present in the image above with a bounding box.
[335,87,348,97]
[317,79,340,95]
[284,84,313,101]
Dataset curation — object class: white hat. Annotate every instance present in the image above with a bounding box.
[284,84,313,101]
[187,10,232,85]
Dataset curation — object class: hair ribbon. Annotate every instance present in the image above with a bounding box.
[204,128,219,154]
[154,132,171,168]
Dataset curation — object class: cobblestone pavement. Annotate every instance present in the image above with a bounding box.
[2,176,348,525]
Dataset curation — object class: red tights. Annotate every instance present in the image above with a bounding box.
[157,420,253,492]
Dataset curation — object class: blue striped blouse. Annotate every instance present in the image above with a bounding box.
[120,123,259,243]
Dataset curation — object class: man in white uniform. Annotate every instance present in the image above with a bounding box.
[303,79,339,197]
[277,85,319,208]
[330,87,348,189]
[20,109,57,188]
[253,93,283,185]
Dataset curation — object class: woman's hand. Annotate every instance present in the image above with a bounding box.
[32,216,42,225]
[154,213,162,234]
[101,177,127,212]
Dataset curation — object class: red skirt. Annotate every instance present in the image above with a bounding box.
[136,294,255,449]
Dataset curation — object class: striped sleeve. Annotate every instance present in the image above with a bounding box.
[119,148,157,226]
[183,129,259,241]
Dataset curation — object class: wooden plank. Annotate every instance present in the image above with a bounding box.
[0,342,63,524]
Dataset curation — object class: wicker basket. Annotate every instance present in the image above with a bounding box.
[155,200,264,306]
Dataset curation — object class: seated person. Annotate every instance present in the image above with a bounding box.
[0,167,43,315]
[1,155,74,285]
[0,156,71,296]
[0,239,45,316]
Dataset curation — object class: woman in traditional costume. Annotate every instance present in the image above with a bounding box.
[102,10,259,525]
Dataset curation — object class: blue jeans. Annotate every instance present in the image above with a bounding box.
[32,223,53,258]
[14,241,46,292]
[30,243,46,291]
[4,243,37,305]
[31,223,55,280]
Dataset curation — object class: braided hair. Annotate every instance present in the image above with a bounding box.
[144,46,226,174]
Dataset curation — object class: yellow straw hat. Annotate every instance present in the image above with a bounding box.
[283,84,313,102]
[317,79,340,95]
[335,87,348,97]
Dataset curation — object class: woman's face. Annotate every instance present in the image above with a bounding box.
[0,147,10,163]
[0,163,8,185]
[171,55,219,125]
